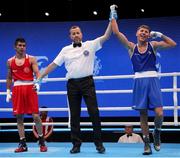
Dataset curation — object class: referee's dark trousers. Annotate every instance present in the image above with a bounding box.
[67,75,103,147]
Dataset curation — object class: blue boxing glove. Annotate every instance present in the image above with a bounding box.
[150,31,163,39]
[109,4,118,21]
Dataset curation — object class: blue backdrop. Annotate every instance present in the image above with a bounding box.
[0,16,180,118]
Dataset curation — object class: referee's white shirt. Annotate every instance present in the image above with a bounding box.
[118,133,143,143]
[53,37,102,79]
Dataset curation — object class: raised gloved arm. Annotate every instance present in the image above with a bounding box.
[150,31,176,49]
[109,4,118,21]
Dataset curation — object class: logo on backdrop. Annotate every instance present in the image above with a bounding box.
[35,56,49,82]
[93,55,102,76]
[156,52,161,73]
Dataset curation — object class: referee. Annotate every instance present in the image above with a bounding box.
[36,22,112,154]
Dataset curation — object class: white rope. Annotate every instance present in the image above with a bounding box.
[0,121,178,126]
[1,88,180,96]
[0,106,179,112]
[0,72,180,83]
[39,72,180,81]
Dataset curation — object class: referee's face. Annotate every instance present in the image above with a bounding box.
[70,27,83,43]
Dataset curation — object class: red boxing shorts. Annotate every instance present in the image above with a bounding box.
[12,84,39,115]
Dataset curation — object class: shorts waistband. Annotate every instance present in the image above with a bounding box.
[14,80,34,86]
[68,75,93,82]
[135,71,158,78]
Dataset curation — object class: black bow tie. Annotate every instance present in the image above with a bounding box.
[127,134,132,137]
[73,43,82,48]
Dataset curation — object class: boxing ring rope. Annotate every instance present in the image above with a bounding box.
[0,72,180,127]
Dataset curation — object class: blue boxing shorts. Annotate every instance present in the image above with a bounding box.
[132,77,163,110]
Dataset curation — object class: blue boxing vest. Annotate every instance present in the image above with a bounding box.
[131,42,157,72]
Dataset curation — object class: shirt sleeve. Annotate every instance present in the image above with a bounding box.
[91,37,102,52]
[118,137,121,143]
[118,135,125,143]
[53,48,65,66]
